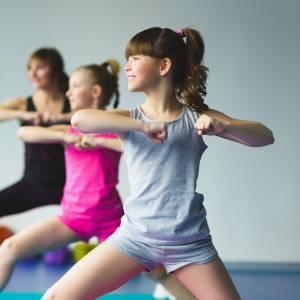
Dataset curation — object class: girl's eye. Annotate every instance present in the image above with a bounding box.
[127,56,139,62]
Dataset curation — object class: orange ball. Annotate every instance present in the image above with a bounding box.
[0,225,14,244]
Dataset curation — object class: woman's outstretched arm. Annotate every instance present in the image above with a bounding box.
[17,125,77,144]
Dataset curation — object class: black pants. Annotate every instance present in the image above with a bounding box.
[0,177,65,217]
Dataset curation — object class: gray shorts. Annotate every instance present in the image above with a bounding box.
[107,230,218,273]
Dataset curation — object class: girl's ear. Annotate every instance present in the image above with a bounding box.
[92,84,102,99]
[159,58,172,76]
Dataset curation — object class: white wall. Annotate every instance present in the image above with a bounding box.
[0,0,299,262]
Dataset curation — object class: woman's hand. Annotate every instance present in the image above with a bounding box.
[195,114,227,136]
[143,122,168,143]
[42,111,63,124]
[20,111,41,125]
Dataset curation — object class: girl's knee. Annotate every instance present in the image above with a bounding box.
[0,237,17,259]
[0,237,15,257]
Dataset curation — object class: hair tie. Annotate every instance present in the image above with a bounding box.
[176,28,186,38]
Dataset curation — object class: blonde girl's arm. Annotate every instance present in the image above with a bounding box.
[80,135,123,152]
[17,125,79,145]
[195,109,275,147]
[71,109,167,144]
[0,97,39,122]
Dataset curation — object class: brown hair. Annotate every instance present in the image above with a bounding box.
[28,48,69,94]
[78,59,120,108]
[125,27,209,112]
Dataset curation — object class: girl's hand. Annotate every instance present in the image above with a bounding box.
[63,134,81,146]
[195,114,227,136]
[143,122,168,143]
[78,135,99,150]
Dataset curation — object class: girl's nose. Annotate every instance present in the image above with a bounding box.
[124,61,131,72]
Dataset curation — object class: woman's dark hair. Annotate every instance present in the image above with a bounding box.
[125,27,209,112]
[28,48,69,94]
[78,59,120,108]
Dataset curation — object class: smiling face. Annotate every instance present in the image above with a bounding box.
[27,58,52,89]
[124,55,162,92]
[66,69,100,111]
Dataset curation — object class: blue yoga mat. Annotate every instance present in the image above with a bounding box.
[0,292,155,299]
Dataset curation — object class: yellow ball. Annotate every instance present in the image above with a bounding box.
[72,241,97,262]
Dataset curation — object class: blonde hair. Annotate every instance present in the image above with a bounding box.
[78,59,120,108]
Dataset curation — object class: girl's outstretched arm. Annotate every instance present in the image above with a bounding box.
[71,109,139,133]
[71,109,167,144]
[195,109,275,147]
[80,135,123,152]
[17,125,79,145]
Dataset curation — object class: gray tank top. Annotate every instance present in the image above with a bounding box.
[119,104,211,246]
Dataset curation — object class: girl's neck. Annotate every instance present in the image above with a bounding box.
[143,81,182,114]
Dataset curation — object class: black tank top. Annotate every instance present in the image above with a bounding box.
[21,96,70,183]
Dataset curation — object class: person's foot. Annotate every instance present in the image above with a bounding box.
[153,283,177,300]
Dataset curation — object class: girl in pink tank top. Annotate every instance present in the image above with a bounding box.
[0,59,123,290]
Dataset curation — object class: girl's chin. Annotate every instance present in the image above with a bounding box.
[128,85,142,92]
[31,82,49,89]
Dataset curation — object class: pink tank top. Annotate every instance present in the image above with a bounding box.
[61,127,122,219]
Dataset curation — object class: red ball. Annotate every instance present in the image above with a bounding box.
[0,225,14,244]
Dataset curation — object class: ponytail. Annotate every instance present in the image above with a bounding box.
[79,59,120,108]
[177,28,209,112]
[101,59,120,108]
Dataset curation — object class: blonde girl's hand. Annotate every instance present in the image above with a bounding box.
[78,135,99,150]
[143,122,168,143]
[63,133,81,146]
[195,114,227,136]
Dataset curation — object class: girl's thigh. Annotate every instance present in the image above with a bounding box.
[42,240,146,300]
[174,256,241,300]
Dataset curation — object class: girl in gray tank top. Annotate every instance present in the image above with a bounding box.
[41,27,274,300]
[121,104,209,246]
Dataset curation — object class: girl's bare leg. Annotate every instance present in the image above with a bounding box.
[42,241,146,300]
[174,257,241,300]
[150,265,196,299]
[0,217,78,290]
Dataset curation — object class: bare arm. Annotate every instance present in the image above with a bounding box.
[80,135,123,152]
[195,109,275,147]
[0,98,38,122]
[71,109,168,143]
[71,109,141,133]
[17,125,77,144]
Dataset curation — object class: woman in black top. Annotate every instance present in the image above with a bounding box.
[0,48,72,217]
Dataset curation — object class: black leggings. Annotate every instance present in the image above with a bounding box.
[0,178,64,217]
